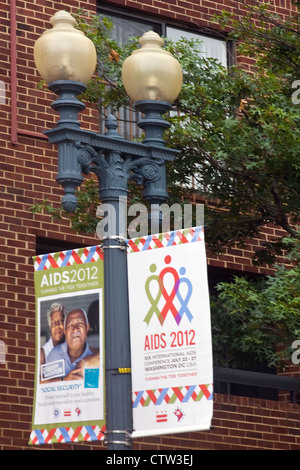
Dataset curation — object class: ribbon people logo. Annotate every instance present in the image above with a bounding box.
[144,255,193,326]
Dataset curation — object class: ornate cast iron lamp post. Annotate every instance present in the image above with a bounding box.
[34,10,182,450]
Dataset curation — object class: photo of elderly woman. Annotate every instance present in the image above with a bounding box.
[40,301,65,366]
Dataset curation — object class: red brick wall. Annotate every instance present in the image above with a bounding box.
[1,392,300,450]
[0,0,101,452]
[0,0,299,451]
[135,394,300,451]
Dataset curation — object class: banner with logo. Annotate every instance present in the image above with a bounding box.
[127,226,213,438]
[29,245,105,445]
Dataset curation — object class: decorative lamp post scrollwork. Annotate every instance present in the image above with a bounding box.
[34,11,182,450]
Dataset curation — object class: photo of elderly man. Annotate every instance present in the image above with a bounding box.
[46,307,100,381]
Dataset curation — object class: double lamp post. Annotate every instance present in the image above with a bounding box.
[34,10,183,450]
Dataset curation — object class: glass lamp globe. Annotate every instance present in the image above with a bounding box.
[122,31,183,103]
[34,10,97,85]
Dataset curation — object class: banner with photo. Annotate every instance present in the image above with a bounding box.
[127,226,213,438]
[29,245,105,445]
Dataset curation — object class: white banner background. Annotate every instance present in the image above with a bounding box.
[128,227,213,438]
[30,246,105,445]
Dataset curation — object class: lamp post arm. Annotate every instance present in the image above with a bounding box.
[44,81,178,213]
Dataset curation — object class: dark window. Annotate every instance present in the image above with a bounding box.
[104,12,161,43]
[98,6,228,65]
[36,236,86,255]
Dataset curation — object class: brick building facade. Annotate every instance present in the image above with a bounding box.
[0,0,299,450]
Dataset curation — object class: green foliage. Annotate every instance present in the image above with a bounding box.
[165,35,300,262]
[76,7,300,264]
[216,1,300,76]
[206,2,300,369]
[69,178,100,233]
[30,179,100,235]
[73,10,140,112]
[211,238,300,370]
[30,199,64,220]
[72,10,126,110]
